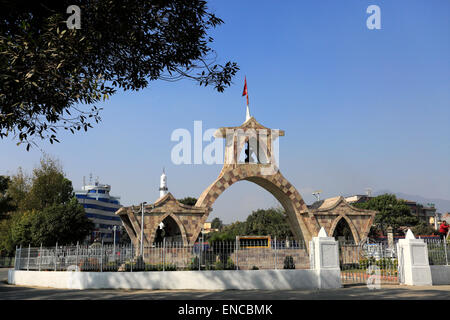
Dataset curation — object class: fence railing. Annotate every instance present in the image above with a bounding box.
[14,240,309,272]
[424,238,449,265]
[0,257,15,268]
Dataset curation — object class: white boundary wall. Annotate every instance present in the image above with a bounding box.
[8,269,341,290]
[9,228,344,290]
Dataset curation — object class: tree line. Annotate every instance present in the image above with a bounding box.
[194,194,437,243]
[1,161,438,256]
[353,194,438,238]
[203,208,294,242]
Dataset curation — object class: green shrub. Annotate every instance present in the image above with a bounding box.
[188,255,236,271]
[375,258,398,268]
[213,260,224,270]
[189,256,200,270]
[341,263,359,270]
[359,257,376,269]
[144,264,158,271]
[105,261,119,271]
[123,262,178,271]
[122,259,145,271]
[160,263,177,271]
[358,257,398,269]
[224,257,236,270]
[203,261,217,270]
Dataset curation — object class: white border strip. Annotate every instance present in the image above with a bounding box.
[8,269,341,290]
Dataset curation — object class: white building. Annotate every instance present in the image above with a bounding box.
[75,180,122,243]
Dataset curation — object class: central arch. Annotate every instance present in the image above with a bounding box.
[194,164,319,247]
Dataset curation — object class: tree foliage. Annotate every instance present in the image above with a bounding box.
[411,222,438,236]
[10,210,35,246]
[243,208,293,238]
[9,199,93,247]
[208,221,245,242]
[209,208,294,242]
[0,155,93,253]
[4,156,73,211]
[22,156,73,210]
[178,197,197,206]
[211,217,223,230]
[30,198,94,246]
[0,218,16,255]
[0,176,15,219]
[353,194,419,233]
[0,0,239,148]
[4,167,31,211]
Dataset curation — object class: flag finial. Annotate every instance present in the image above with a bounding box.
[242,77,250,121]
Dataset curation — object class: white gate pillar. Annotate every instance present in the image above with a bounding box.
[309,227,342,289]
[397,229,432,286]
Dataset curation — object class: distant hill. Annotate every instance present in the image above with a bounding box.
[374,190,450,214]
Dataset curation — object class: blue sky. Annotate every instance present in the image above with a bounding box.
[1,0,449,223]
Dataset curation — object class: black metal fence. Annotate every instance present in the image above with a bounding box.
[424,239,449,265]
[14,240,310,272]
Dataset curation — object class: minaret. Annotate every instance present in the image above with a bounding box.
[159,168,168,198]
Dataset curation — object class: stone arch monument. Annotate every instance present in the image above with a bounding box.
[192,117,315,245]
[117,116,376,250]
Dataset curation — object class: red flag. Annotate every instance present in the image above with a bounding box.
[242,77,249,105]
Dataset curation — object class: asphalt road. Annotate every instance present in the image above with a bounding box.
[1,268,449,300]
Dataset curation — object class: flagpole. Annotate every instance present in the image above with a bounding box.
[243,77,250,121]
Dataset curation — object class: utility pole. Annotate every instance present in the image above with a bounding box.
[140,202,147,257]
[312,190,322,202]
[113,225,117,262]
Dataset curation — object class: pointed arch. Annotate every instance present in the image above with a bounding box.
[329,214,361,243]
[194,164,319,248]
[148,212,188,246]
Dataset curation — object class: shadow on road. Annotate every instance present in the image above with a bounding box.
[1,282,450,300]
[1,269,449,300]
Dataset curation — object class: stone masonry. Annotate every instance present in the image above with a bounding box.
[117,117,376,251]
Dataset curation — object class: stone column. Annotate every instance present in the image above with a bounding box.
[310,227,342,289]
[397,229,432,286]
[387,226,394,249]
